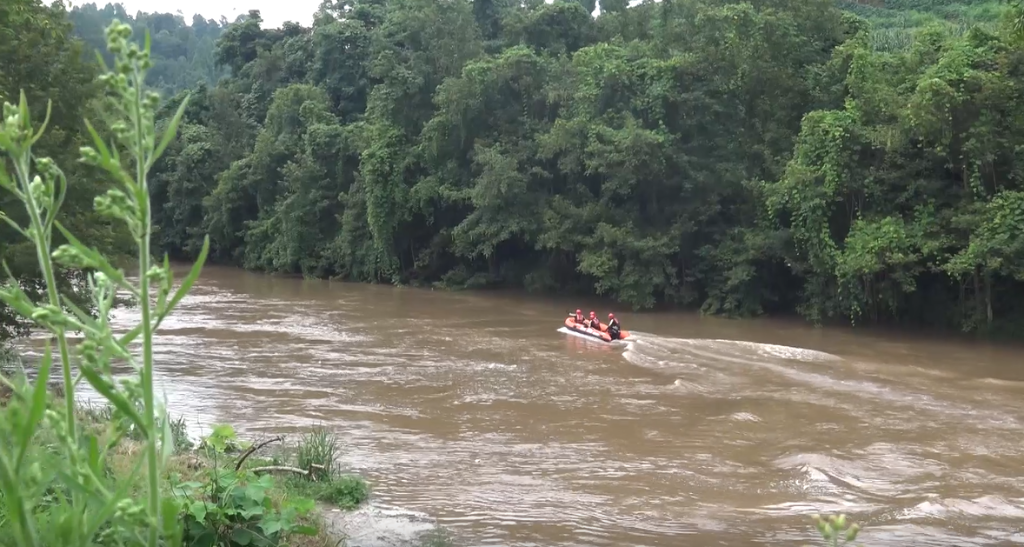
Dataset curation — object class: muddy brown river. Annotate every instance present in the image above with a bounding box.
[23,265,1024,545]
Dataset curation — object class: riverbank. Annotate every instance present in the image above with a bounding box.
[0,361,456,547]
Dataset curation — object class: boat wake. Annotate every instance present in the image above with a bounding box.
[615,332,847,397]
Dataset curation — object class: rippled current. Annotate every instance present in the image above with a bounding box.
[18,265,1024,545]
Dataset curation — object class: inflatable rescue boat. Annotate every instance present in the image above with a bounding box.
[563,316,632,343]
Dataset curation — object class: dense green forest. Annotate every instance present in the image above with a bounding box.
[68,2,231,96]
[5,0,1024,345]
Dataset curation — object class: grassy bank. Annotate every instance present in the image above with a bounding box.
[0,370,371,546]
[1,358,456,547]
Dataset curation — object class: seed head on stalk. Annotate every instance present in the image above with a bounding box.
[810,513,862,547]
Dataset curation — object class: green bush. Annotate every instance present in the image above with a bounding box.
[285,475,369,510]
[174,425,317,547]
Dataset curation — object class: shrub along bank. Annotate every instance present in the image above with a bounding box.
[0,367,370,546]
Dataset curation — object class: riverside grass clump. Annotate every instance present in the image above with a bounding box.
[285,428,369,510]
[0,20,336,547]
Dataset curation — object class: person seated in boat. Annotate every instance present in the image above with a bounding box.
[607,313,621,340]
[571,308,585,325]
[586,310,601,330]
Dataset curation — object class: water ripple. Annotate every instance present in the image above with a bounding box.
[14,266,1021,547]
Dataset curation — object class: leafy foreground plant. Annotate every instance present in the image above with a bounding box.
[174,425,318,547]
[0,19,208,547]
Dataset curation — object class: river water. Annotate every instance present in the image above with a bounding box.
[21,265,1024,545]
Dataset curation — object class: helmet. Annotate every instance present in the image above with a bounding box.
[576,309,582,315]
[589,311,596,317]
[608,313,615,319]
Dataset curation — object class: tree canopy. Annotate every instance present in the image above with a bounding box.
[5,0,1024,344]
[68,2,231,97]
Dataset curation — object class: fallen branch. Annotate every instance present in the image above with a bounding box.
[235,435,284,471]
[250,466,310,476]
[250,463,328,479]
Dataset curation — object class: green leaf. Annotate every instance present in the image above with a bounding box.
[0,211,27,238]
[150,94,190,168]
[0,282,37,319]
[191,529,217,547]
[256,474,275,490]
[171,481,205,498]
[59,293,97,330]
[211,423,236,439]
[29,99,53,147]
[189,500,208,521]
[80,452,144,542]
[259,519,282,536]
[157,253,170,316]
[240,506,265,519]
[290,496,316,514]
[158,236,208,327]
[0,451,38,547]
[93,49,109,73]
[161,496,185,542]
[78,365,147,431]
[246,483,267,504]
[17,90,30,132]
[86,434,101,475]
[231,527,254,545]
[118,322,145,348]
[82,118,113,165]
[53,220,136,293]
[292,524,319,536]
[14,344,52,469]
[0,165,18,193]
[45,169,68,233]
[161,410,175,463]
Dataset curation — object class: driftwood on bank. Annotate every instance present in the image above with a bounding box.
[250,463,327,480]
[234,435,285,471]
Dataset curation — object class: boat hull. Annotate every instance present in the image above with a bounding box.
[563,317,631,343]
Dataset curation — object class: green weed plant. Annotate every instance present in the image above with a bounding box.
[0,19,207,547]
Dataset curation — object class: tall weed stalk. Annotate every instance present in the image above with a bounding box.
[0,21,207,547]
